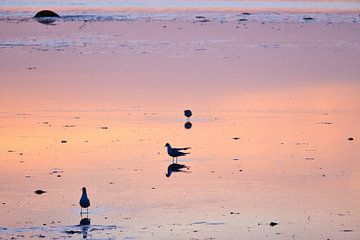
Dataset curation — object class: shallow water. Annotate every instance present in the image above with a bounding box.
[1,0,360,13]
[0,15,360,239]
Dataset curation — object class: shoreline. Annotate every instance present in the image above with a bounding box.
[0,10,360,23]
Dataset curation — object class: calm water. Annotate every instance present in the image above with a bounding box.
[0,3,359,239]
[1,0,360,12]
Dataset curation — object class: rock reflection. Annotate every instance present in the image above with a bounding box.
[34,10,60,25]
[166,163,191,177]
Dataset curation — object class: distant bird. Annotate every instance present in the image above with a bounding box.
[165,143,190,162]
[184,109,192,118]
[79,187,90,214]
[166,163,191,177]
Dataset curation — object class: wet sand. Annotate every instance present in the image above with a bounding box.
[0,14,360,239]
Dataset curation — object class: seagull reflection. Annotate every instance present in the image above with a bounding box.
[79,217,91,239]
[184,121,192,129]
[166,163,191,177]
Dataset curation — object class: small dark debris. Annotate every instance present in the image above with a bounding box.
[305,157,315,161]
[100,127,108,129]
[232,137,240,140]
[61,140,67,143]
[233,158,239,161]
[242,12,251,15]
[238,18,248,22]
[34,190,46,195]
[199,19,211,23]
[57,175,61,178]
[317,122,333,125]
[230,212,240,215]
[152,187,156,190]
[28,67,37,70]
[340,229,354,232]
[303,17,314,21]
[64,230,82,234]
[270,222,278,226]
[348,137,354,141]
[2,202,5,205]
[195,16,206,19]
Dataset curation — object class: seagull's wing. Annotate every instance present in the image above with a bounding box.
[173,147,191,151]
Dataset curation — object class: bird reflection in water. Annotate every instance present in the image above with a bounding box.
[184,109,193,129]
[79,217,91,239]
[166,163,191,177]
[184,121,192,129]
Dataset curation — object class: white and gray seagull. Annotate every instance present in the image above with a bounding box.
[79,187,91,214]
[165,143,191,163]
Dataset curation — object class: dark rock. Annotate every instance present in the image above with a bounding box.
[195,16,206,19]
[34,10,60,24]
[232,137,240,140]
[61,140,67,143]
[34,190,46,195]
[242,12,251,15]
[348,137,354,141]
[238,18,248,22]
[269,222,278,226]
[34,10,60,18]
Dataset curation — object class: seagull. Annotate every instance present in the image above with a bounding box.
[165,143,191,163]
[184,109,192,118]
[79,187,90,214]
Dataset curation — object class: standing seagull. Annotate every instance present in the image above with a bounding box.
[165,143,191,163]
[79,187,91,214]
[184,109,192,118]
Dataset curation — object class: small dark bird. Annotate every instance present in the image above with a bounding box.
[184,109,192,118]
[165,143,191,162]
[79,187,90,214]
